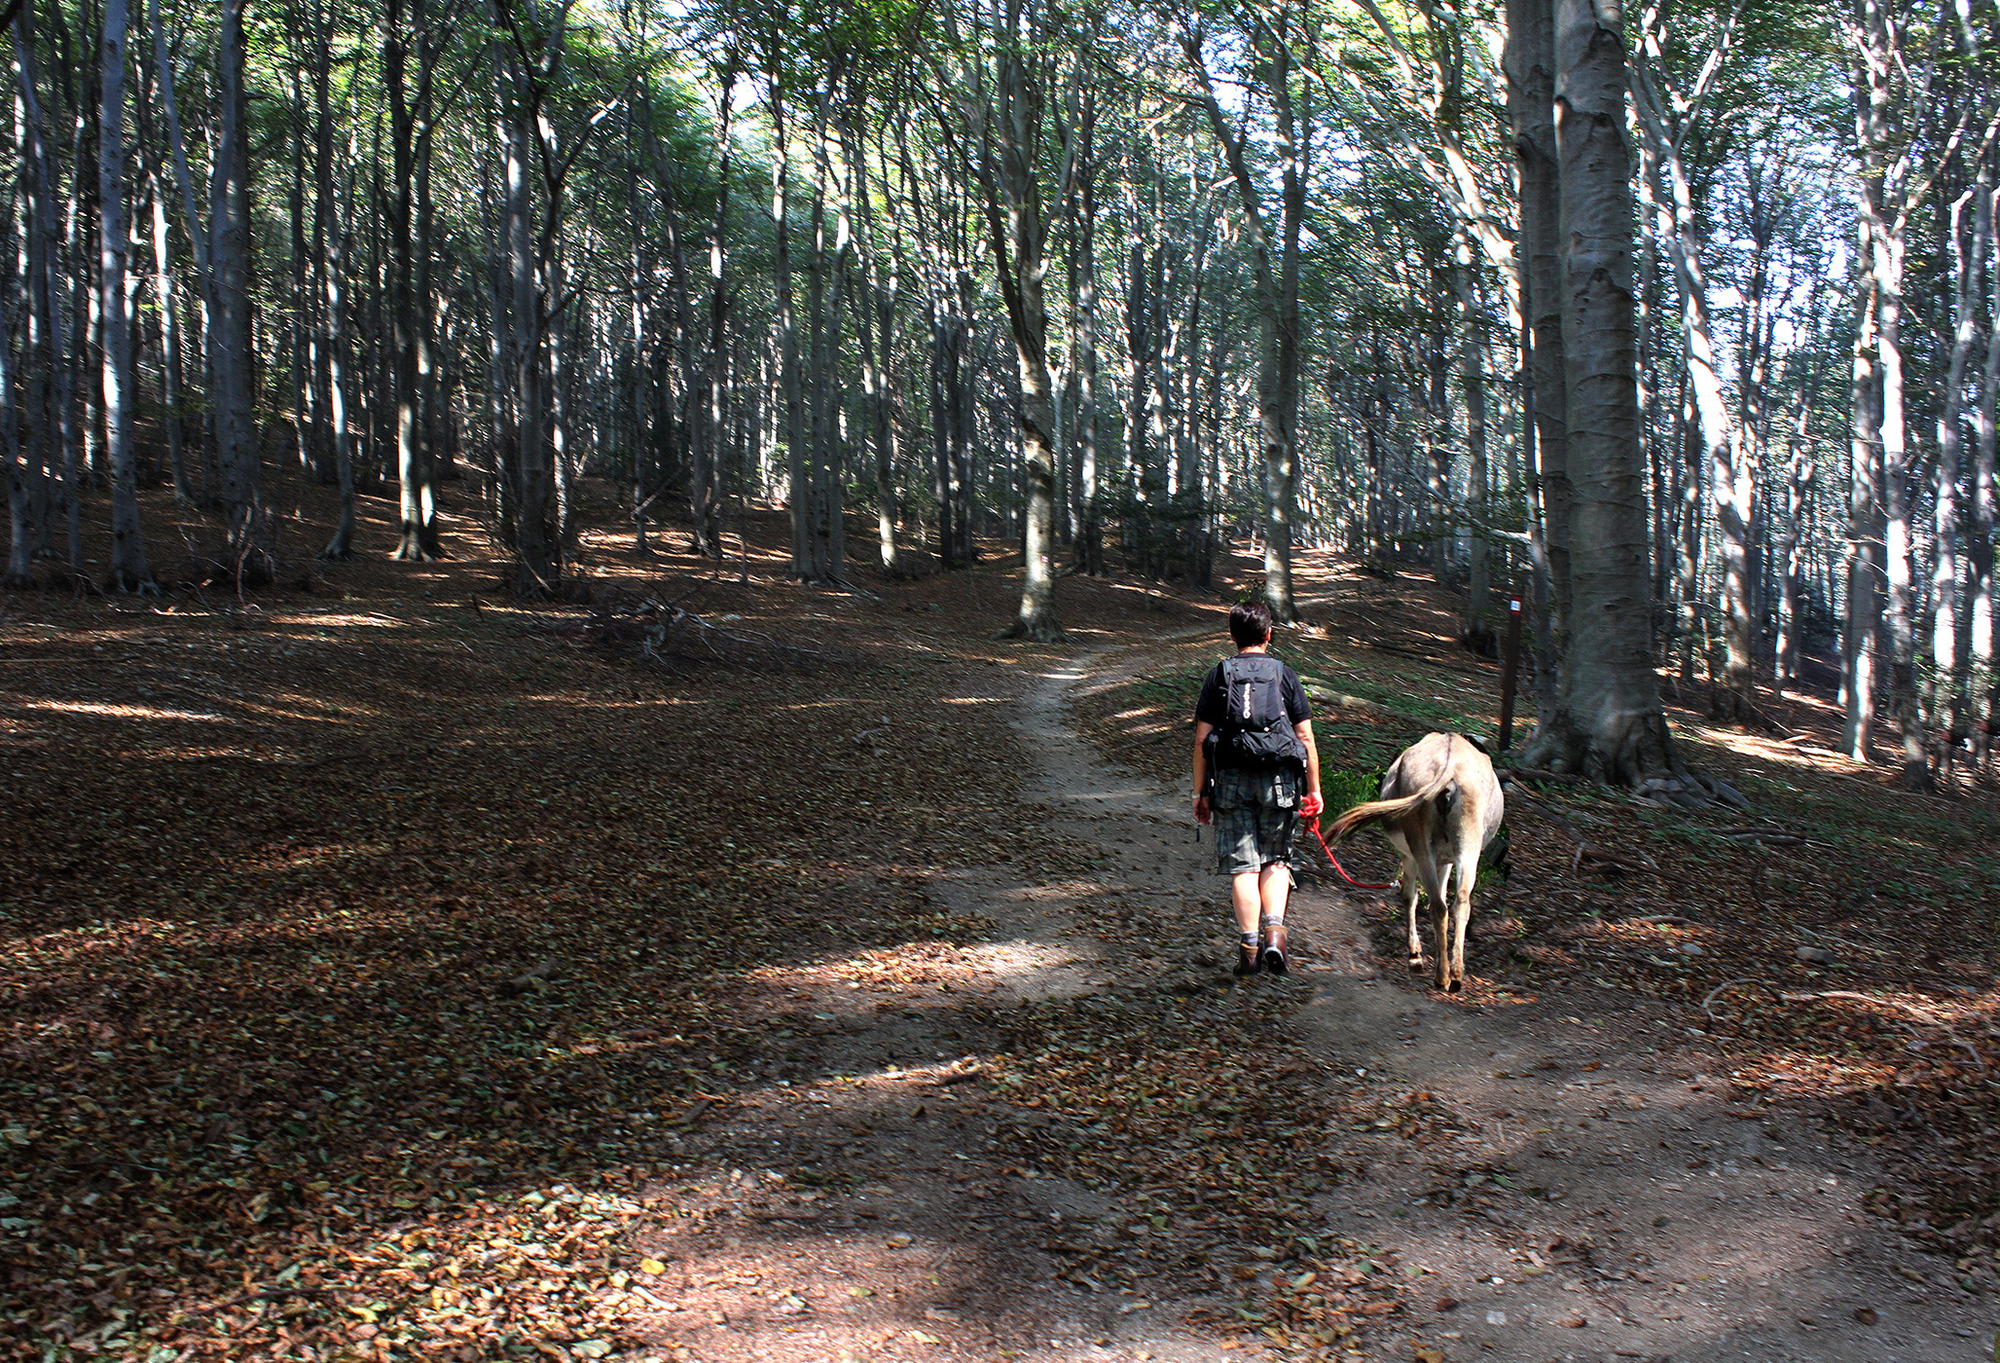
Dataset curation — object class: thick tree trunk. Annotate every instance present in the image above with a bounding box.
[975,4,1064,641]
[1509,0,1570,641]
[1970,184,1999,776]
[1933,182,1989,747]
[388,0,440,560]
[101,0,152,591]
[213,0,264,573]
[1517,0,1676,783]
[1843,277,1884,761]
[505,53,554,593]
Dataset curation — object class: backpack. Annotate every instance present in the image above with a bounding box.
[1206,655,1304,771]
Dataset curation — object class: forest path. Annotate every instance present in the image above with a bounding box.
[616,629,1992,1363]
[1039,635,1996,1363]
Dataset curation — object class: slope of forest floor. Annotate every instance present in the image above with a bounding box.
[2,473,1998,1362]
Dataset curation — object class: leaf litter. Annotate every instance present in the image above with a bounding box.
[6,490,2000,1361]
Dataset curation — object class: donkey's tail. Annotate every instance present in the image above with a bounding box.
[1322,764,1456,843]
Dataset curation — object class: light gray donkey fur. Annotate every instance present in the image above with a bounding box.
[1324,732,1504,993]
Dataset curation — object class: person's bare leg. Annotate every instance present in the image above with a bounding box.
[1231,872,1262,974]
[1258,863,1292,973]
[1231,872,1263,933]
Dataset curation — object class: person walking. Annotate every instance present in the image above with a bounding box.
[1192,601,1323,976]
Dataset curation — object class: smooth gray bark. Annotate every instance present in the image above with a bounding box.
[101,0,152,590]
[1509,0,1570,641]
[214,0,264,570]
[1518,0,1676,782]
[1970,185,1999,773]
[1842,277,1884,760]
[1933,178,1991,743]
[389,0,442,560]
[315,0,357,559]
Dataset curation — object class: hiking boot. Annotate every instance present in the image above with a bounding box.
[1260,922,1290,975]
[1234,941,1263,977]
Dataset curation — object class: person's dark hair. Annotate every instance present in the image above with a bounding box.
[1229,600,1273,647]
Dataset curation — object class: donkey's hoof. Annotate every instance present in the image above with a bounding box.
[1407,954,1426,972]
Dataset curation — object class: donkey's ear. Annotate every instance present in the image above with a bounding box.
[1461,733,1492,756]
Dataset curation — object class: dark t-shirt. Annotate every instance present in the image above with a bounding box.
[1194,654,1312,732]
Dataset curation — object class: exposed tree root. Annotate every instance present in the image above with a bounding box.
[996,616,1067,644]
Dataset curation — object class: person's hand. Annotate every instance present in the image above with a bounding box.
[1299,791,1324,820]
[1194,795,1212,826]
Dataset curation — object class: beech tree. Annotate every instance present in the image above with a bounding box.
[0,0,1993,788]
[1515,0,1678,782]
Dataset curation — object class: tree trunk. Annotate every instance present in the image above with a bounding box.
[972,2,1065,641]
[1874,219,1929,789]
[694,62,735,561]
[213,0,264,573]
[1455,237,1493,651]
[1185,16,1301,622]
[1070,87,1102,576]
[1509,0,1570,641]
[11,20,62,581]
[316,0,357,559]
[101,0,152,590]
[1772,408,1814,693]
[1849,0,1928,787]
[1934,180,1990,748]
[505,41,553,593]
[1970,184,1999,776]
[770,82,809,578]
[1517,0,1676,783]
[1843,275,1884,761]
[2,247,29,586]
[388,0,440,560]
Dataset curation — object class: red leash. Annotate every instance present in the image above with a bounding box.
[1303,815,1396,891]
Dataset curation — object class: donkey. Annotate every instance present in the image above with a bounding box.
[1323,732,1504,993]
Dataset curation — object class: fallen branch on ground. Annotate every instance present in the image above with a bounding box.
[557,587,837,673]
[1500,779,1660,877]
[1496,768,1591,786]
[1301,684,1392,716]
[1700,977,1769,1021]
[502,960,559,996]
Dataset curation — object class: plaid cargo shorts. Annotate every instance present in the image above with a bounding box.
[1211,764,1300,877]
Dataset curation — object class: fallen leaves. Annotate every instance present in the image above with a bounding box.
[0,567,1052,1360]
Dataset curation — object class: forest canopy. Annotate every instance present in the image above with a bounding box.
[2,0,1996,784]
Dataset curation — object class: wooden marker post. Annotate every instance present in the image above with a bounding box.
[1497,594,1524,750]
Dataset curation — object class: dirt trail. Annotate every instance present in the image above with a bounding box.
[623,638,1995,1363]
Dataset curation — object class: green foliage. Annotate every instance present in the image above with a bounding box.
[1321,767,1382,816]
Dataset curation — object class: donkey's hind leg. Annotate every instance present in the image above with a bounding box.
[1387,831,1423,970]
[1443,841,1483,992]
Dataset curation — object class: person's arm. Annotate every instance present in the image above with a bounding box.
[1295,718,1323,818]
[1192,720,1215,825]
